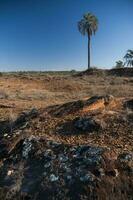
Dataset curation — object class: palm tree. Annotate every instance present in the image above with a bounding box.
[115,60,124,68]
[78,13,98,69]
[124,50,133,67]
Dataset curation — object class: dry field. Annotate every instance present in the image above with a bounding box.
[0,69,133,200]
[0,70,132,115]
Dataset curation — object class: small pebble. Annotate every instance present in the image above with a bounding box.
[7,170,14,176]
[50,174,59,182]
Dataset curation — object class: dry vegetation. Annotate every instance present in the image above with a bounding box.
[0,68,133,200]
[0,70,132,110]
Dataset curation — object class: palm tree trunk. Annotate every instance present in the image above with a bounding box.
[88,33,91,69]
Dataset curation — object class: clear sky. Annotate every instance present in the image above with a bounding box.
[0,0,133,71]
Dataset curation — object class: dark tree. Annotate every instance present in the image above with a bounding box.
[124,50,133,67]
[78,13,98,69]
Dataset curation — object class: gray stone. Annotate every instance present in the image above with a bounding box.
[74,117,103,132]
[50,174,59,182]
[80,172,95,183]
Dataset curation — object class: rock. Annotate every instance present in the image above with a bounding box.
[28,108,38,118]
[82,95,115,113]
[44,149,53,158]
[50,174,59,182]
[47,141,60,147]
[58,154,68,162]
[0,135,132,199]
[22,136,36,159]
[80,172,95,183]
[47,100,84,117]
[104,95,114,105]
[105,169,119,177]
[44,162,51,168]
[117,152,133,172]
[13,108,38,129]
[7,170,14,176]
[0,142,9,159]
[0,120,12,134]
[98,168,105,176]
[0,108,38,136]
[86,95,114,106]
[113,169,119,177]
[74,117,104,132]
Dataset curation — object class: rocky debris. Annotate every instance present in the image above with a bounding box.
[46,95,117,118]
[0,96,133,199]
[86,95,114,106]
[117,152,133,173]
[0,139,103,198]
[13,108,38,129]
[82,95,116,113]
[46,100,84,117]
[79,171,95,183]
[22,136,34,159]
[0,120,11,135]
[27,96,132,148]
[0,109,39,162]
[56,116,106,136]
[0,108,38,135]
[7,170,14,176]
[50,174,59,182]
[0,134,25,160]
[0,136,133,199]
[74,117,104,132]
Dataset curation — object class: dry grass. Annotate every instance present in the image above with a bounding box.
[0,71,132,119]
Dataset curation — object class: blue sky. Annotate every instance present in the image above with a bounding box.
[0,0,133,71]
